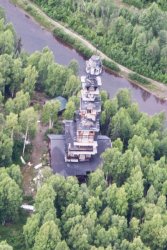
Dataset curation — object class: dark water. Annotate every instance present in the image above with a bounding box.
[1,0,167,115]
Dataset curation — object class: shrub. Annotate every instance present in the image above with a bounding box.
[129,73,150,85]
[103,59,120,73]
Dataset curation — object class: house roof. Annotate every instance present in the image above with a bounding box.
[53,96,67,111]
[48,134,111,176]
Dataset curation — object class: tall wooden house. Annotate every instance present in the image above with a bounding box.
[65,55,103,162]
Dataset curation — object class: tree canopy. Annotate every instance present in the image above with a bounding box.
[34,0,167,83]
[1,4,167,250]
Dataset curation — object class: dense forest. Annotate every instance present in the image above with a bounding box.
[123,0,167,10]
[33,0,167,83]
[0,7,80,167]
[21,89,167,250]
[1,3,167,250]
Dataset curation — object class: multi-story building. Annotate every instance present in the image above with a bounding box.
[65,55,103,162]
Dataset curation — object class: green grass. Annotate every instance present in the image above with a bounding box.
[11,0,120,74]
[129,72,150,85]
[53,28,93,58]
[0,211,28,250]
[11,0,53,30]
[11,0,160,94]
[102,59,120,73]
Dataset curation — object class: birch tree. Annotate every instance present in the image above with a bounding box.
[19,107,38,156]
[42,100,60,129]
[5,112,19,140]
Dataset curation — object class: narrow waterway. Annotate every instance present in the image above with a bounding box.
[1,0,167,115]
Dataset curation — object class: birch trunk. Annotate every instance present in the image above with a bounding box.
[11,128,14,140]
[49,118,52,129]
[22,124,29,156]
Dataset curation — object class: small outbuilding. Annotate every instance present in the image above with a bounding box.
[53,96,67,114]
[45,96,67,114]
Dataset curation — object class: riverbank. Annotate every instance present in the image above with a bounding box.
[10,0,167,100]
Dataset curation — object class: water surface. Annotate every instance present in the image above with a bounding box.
[1,0,167,115]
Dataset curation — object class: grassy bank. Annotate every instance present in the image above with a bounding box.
[11,0,120,73]
[10,0,167,100]
[11,0,53,30]
[52,28,93,60]
[53,28,120,72]
[129,73,150,85]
